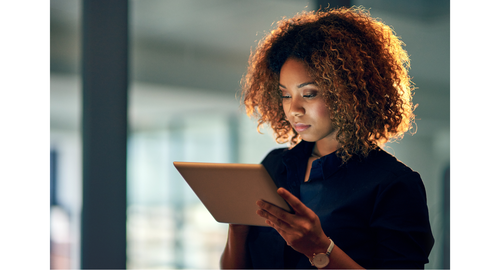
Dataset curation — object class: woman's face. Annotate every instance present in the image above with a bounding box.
[279,58,338,143]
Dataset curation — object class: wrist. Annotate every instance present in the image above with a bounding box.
[309,238,335,269]
[307,236,332,260]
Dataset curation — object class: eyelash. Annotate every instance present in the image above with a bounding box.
[280,93,317,99]
[303,93,317,98]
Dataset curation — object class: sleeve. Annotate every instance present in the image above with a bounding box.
[370,171,434,269]
[260,147,293,194]
[260,147,287,169]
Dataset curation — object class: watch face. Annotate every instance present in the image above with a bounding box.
[313,253,329,268]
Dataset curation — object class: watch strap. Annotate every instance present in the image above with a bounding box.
[325,238,334,255]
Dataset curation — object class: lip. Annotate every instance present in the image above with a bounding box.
[294,123,311,132]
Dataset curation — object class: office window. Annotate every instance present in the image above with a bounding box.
[126,112,280,268]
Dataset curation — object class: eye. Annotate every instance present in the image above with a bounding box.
[280,90,291,99]
[303,91,318,98]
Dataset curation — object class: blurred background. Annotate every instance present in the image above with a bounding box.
[50,0,449,269]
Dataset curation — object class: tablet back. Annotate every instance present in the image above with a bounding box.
[173,162,291,227]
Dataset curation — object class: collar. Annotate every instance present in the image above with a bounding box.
[283,140,345,182]
[283,140,315,166]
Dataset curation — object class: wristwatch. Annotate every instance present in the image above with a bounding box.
[310,238,335,268]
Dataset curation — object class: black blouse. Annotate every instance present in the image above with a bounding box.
[246,141,434,269]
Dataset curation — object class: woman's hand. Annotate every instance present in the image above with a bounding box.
[256,187,331,259]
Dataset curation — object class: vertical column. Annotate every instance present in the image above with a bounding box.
[442,166,450,269]
[228,114,240,163]
[80,0,128,269]
[169,119,186,269]
[50,150,58,206]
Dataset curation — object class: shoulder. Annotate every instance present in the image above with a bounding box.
[259,147,290,183]
[350,148,423,187]
[261,147,288,168]
[364,148,415,174]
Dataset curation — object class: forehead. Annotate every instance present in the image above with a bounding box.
[279,58,314,85]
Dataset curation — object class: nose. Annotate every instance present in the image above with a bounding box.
[287,97,305,117]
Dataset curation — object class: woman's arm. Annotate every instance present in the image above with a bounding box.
[370,172,434,268]
[220,224,251,269]
[257,188,364,269]
[316,243,365,269]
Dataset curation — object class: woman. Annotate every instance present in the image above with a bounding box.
[221,6,434,269]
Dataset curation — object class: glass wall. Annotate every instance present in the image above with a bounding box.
[126,111,280,268]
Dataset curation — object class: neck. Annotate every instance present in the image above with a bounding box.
[312,135,340,157]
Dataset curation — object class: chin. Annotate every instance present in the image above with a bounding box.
[298,135,319,142]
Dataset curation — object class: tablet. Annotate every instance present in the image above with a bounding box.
[173,161,291,227]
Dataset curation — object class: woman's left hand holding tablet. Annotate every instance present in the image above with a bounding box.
[256,187,331,259]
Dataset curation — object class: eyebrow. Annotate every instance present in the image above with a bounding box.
[279,81,317,89]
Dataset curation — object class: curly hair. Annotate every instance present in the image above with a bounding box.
[242,6,416,163]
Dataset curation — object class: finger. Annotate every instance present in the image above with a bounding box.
[277,188,315,219]
[257,208,292,231]
[257,200,294,222]
[265,219,292,243]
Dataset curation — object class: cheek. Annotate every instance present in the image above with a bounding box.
[314,101,331,120]
[282,103,290,119]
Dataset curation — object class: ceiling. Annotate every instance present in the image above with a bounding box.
[50,0,450,133]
